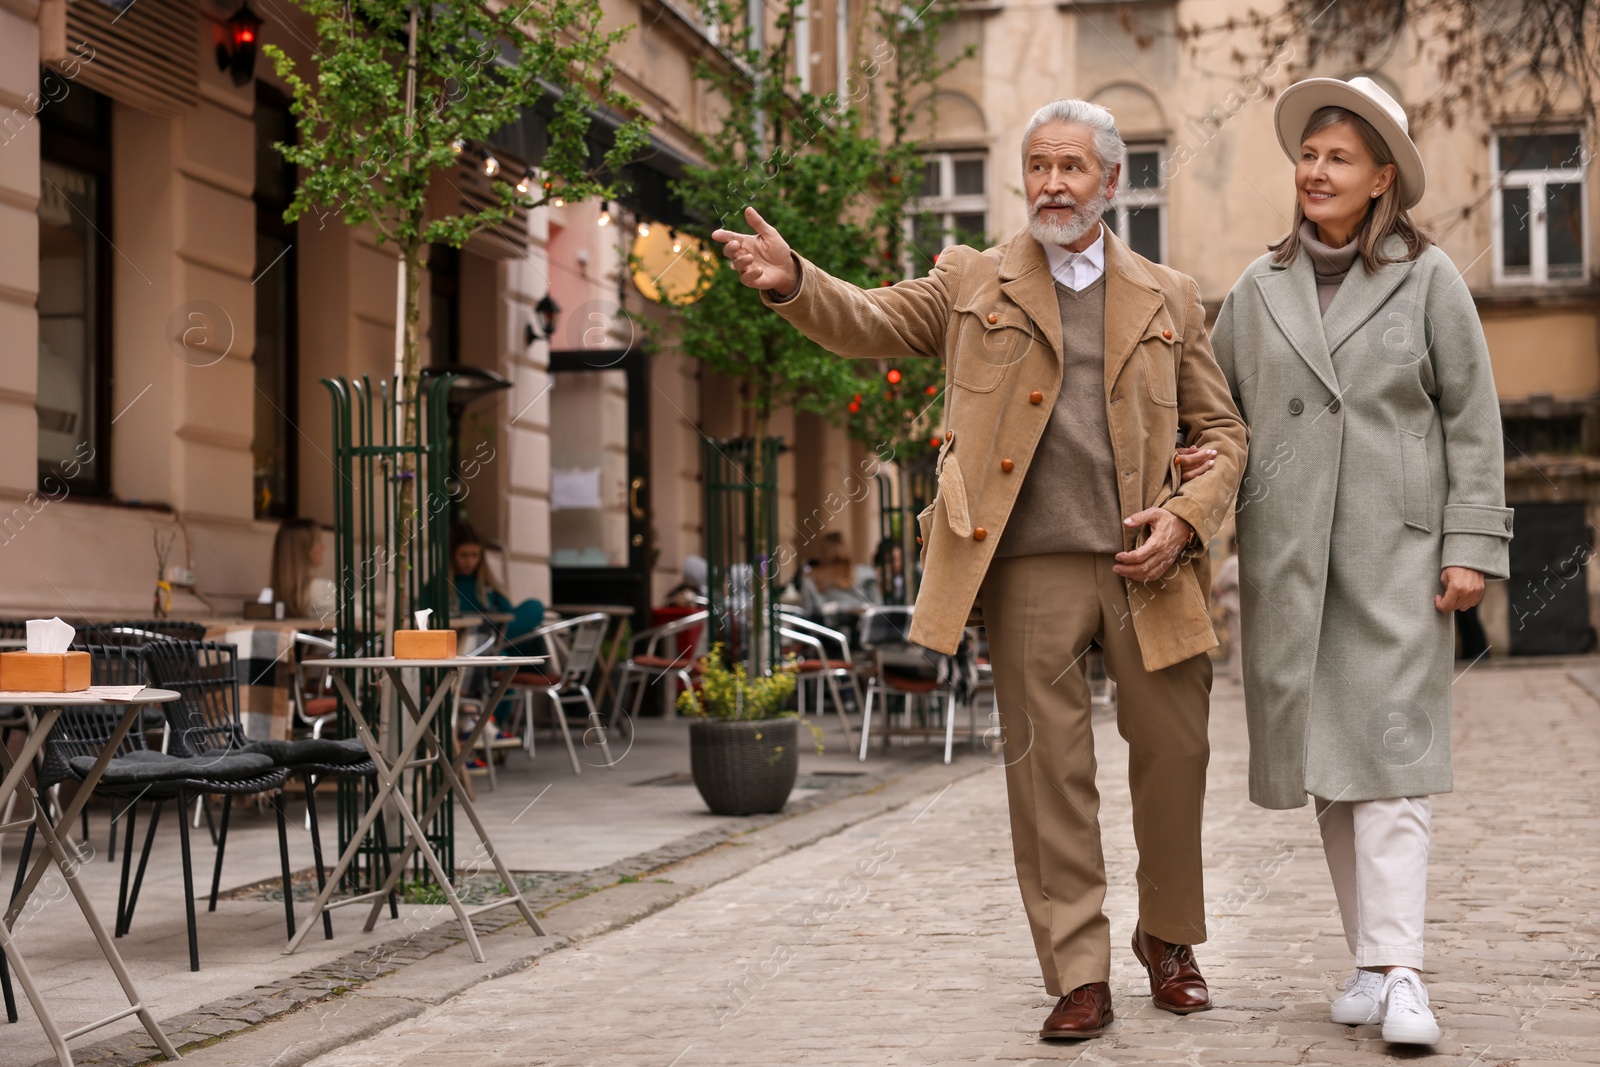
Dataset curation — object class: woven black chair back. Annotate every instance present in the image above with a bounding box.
[37,644,153,789]
[77,619,208,646]
[141,640,248,758]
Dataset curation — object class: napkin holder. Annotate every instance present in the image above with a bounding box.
[0,651,92,692]
[393,629,456,660]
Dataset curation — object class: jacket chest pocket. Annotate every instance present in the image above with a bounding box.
[1140,318,1179,407]
[951,301,1035,393]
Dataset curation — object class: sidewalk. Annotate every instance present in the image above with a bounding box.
[271,660,1600,1066]
[1,713,961,1067]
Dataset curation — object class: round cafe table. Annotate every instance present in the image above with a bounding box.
[0,686,182,1066]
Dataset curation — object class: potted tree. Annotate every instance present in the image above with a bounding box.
[678,645,813,815]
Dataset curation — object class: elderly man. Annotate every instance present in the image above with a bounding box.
[712,99,1247,1039]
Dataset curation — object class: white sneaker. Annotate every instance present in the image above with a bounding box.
[1330,968,1384,1025]
[1380,969,1441,1045]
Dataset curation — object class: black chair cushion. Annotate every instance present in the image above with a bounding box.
[244,738,368,767]
[70,749,276,784]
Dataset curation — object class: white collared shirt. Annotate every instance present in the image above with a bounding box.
[1043,224,1106,292]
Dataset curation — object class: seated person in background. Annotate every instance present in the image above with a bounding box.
[273,518,337,622]
[451,522,545,656]
[875,537,907,604]
[800,531,880,616]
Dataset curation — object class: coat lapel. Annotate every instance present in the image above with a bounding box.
[1101,229,1163,388]
[998,230,1064,362]
[1254,254,1339,396]
[1320,239,1416,356]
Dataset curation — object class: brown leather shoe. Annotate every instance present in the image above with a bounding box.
[1132,924,1212,1014]
[1039,981,1113,1039]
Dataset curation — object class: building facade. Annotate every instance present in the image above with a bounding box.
[3,0,1595,653]
[0,0,884,622]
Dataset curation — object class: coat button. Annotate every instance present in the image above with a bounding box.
[916,536,923,545]
[987,312,999,324]
[1289,398,1304,415]
[973,527,987,541]
[1029,390,1044,404]
[1000,458,1014,473]
[1329,398,1342,413]
[945,429,953,441]
[1162,328,1173,340]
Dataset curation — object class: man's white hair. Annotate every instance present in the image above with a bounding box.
[1022,99,1127,178]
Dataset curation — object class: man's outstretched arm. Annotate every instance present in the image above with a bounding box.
[712,207,958,361]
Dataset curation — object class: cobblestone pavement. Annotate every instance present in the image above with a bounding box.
[305,662,1600,1066]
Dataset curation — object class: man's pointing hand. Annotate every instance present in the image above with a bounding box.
[711,207,799,298]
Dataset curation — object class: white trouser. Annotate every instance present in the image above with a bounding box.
[1314,795,1431,970]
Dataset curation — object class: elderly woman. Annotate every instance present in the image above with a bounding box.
[1192,77,1513,1045]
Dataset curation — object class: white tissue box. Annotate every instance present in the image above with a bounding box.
[393,630,456,660]
[0,651,91,692]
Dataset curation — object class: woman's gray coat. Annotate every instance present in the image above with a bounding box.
[1211,238,1513,810]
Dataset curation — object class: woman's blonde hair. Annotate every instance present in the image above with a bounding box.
[272,518,320,617]
[451,522,508,604]
[1270,106,1432,272]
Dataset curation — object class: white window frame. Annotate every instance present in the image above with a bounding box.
[903,150,988,277]
[1109,143,1167,264]
[1491,130,1589,286]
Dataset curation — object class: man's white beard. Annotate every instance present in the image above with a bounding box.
[1028,188,1112,247]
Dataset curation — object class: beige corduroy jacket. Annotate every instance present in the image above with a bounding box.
[765,227,1248,670]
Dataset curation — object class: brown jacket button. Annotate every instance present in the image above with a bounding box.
[1000,458,1014,473]
[1029,390,1044,404]
[973,527,987,541]
[916,536,923,545]
[986,312,999,324]
[1162,328,1173,340]
[945,429,954,441]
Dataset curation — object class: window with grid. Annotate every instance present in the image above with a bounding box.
[1109,145,1165,264]
[905,151,988,277]
[1493,132,1588,285]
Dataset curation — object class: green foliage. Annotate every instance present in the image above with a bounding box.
[661,0,971,449]
[677,642,799,720]
[265,0,648,386]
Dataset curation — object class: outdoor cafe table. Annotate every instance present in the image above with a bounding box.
[0,686,182,1066]
[284,656,548,963]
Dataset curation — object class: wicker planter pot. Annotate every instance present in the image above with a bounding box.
[689,718,799,816]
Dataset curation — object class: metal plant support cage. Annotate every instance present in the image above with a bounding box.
[703,436,781,676]
[323,374,456,887]
[876,452,935,606]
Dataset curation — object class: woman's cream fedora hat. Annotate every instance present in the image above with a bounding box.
[1273,76,1426,208]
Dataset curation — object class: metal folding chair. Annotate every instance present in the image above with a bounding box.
[778,612,860,750]
[610,610,709,730]
[856,606,971,764]
[502,613,614,775]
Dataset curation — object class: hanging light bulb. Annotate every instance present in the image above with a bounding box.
[670,229,683,254]
[515,170,531,195]
[482,151,500,177]
[637,221,650,238]
[597,207,612,227]
[450,138,465,155]
[552,196,565,208]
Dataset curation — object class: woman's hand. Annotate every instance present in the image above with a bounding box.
[1175,446,1216,483]
[1435,567,1485,613]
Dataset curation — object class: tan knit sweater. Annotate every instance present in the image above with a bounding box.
[995,275,1124,557]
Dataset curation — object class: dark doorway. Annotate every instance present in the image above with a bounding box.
[1507,502,1595,655]
[548,348,651,629]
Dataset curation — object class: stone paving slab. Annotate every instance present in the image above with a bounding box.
[292,664,1600,1066]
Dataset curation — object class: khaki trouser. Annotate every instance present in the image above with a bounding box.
[981,552,1213,996]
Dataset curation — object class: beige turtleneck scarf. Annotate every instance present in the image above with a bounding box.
[1300,219,1361,316]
